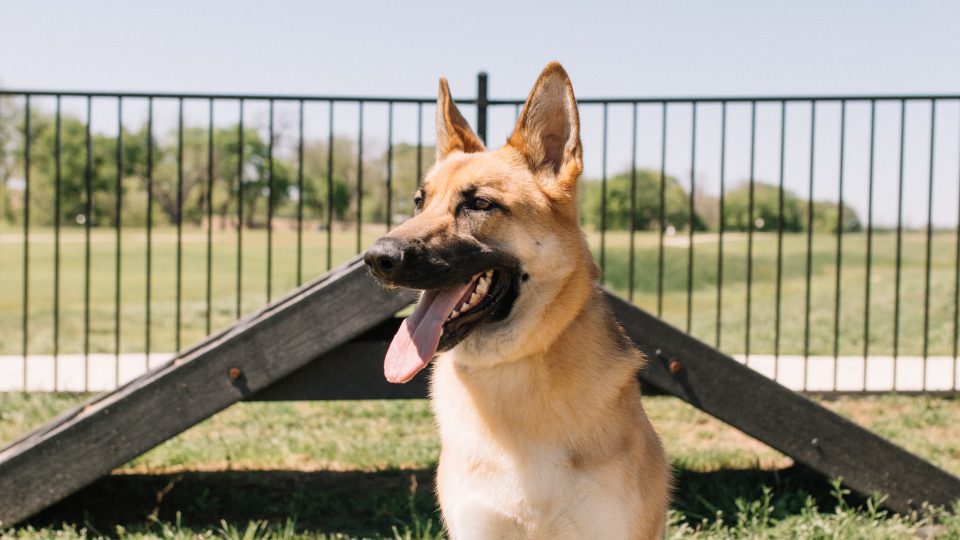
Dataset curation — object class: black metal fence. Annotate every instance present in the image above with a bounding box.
[1,74,959,394]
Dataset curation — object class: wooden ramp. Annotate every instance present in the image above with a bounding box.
[1,266,958,524]
[0,258,416,526]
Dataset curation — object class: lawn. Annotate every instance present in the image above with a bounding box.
[1,224,959,358]
[1,393,958,538]
[0,225,385,356]
[2,224,960,537]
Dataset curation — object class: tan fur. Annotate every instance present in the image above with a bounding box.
[388,63,669,539]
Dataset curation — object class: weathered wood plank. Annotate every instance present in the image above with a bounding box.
[251,341,429,401]
[250,318,664,401]
[0,258,417,526]
[603,290,960,513]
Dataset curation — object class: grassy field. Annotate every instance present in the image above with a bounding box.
[2,224,960,358]
[2,223,960,536]
[1,393,958,538]
[0,225,383,356]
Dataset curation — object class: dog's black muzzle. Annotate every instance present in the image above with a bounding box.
[364,236,521,290]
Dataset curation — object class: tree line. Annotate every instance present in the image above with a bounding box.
[579,172,862,233]
[0,105,861,233]
[0,105,431,229]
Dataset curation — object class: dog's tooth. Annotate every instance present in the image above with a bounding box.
[477,280,489,295]
[450,310,460,319]
[460,301,471,311]
[470,292,481,305]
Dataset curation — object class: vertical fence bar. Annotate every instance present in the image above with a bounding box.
[145,97,154,366]
[686,103,697,334]
[658,103,668,317]
[205,99,214,335]
[356,102,364,254]
[53,96,62,390]
[745,101,757,362]
[22,97,31,390]
[267,100,275,303]
[716,102,727,349]
[416,102,423,187]
[628,103,638,302]
[296,100,304,286]
[833,101,847,388]
[921,100,937,389]
[863,100,877,390]
[114,97,124,386]
[386,102,394,232]
[476,72,488,144]
[326,101,334,270]
[774,101,787,381]
[803,101,817,390]
[893,100,906,387]
[175,98,184,352]
[83,97,93,390]
[600,103,608,283]
[236,99,244,319]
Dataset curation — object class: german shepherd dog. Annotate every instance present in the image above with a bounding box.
[364,63,669,539]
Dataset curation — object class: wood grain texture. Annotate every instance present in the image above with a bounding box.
[603,290,960,513]
[252,341,430,401]
[0,257,417,526]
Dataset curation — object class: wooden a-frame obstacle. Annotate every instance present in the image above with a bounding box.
[1,257,958,525]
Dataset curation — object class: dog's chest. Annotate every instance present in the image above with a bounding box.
[436,408,578,522]
[430,357,587,521]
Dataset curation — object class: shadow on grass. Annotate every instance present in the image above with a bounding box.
[28,465,850,536]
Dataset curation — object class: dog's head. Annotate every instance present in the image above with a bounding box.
[365,62,597,383]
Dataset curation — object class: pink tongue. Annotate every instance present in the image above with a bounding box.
[384,282,473,384]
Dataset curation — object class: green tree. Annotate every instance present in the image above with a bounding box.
[0,97,21,224]
[721,182,805,232]
[13,109,123,227]
[811,200,862,233]
[300,136,361,225]
[720,182,861,233]
[179,126,293,229]
[579,169,704,231]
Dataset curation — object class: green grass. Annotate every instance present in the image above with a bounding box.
[2,224,957,357]
[2,223,960,537]
[0,225,384,356]
[2,394,958,538]
[592,229,960,357]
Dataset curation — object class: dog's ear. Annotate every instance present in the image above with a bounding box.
[436,78,485,160]
[508,62,582,199]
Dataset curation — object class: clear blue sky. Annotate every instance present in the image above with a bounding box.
[2,1,959,227]
[3,0,958,97]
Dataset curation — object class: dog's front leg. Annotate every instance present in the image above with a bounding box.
[443,503,526,540]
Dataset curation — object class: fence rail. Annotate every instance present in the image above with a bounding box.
[1,74,959,393]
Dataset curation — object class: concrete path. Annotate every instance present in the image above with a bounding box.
[731,354,959,393]
[1,352,958,393]
[0,354,174,392]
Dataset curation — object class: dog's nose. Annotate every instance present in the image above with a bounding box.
[364,237,405,280]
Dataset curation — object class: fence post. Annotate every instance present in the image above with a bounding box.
[476,71,488,144]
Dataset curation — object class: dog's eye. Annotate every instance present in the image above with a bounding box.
[413,189,424,211]
[470,197,493,211]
